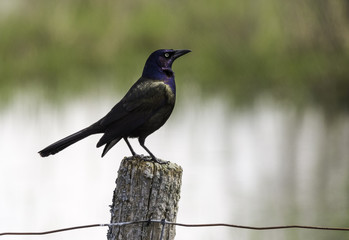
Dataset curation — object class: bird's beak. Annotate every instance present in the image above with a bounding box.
[173,49,191,59]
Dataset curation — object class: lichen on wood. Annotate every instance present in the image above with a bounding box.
[107,155,183,240]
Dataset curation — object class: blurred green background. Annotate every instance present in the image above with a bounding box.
[1,0,349,112]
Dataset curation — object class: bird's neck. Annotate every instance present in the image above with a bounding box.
[164,76,176,94]
[142,62,165,78]
[142,65,176,94]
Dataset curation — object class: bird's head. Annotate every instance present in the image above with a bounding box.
[142,49,191,79]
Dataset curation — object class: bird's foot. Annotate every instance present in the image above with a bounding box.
[125,154,142,161]
[152,158,170,165]
[128,154,169,164]
[142,155,169,165]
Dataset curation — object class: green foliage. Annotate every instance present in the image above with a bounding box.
[1,0,349,112]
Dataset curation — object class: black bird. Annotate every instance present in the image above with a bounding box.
[39,49,191,163]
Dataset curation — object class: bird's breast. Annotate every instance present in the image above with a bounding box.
[148,79,175,104]
[164,77,176,95]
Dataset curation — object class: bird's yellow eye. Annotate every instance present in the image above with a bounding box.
[164,53,170,58]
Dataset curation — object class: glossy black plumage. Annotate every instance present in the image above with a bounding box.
[39,49,191,162]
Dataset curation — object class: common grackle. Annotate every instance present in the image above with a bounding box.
[39,49,191,163]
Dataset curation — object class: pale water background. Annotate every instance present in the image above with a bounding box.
[1,91,349,240]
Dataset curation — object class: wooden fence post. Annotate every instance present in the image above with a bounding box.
[107,155,183,240]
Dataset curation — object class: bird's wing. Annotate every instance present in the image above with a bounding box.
[96,79,171,147]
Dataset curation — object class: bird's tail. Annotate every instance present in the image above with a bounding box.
[39,122,103,157]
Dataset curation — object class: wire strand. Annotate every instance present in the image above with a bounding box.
[165,221,349,231]
[1,219,349,237]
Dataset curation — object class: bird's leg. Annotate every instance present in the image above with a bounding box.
[124,137,136,156]
[138,138,167,164]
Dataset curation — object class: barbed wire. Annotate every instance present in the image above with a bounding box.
[1,219,349,237]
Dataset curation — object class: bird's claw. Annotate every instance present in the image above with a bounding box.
[152,158,170,165]
[128,154,169,164]
[143,155,169,165]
